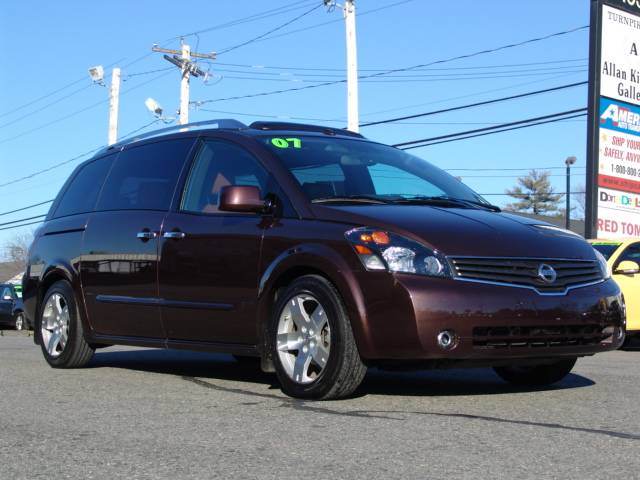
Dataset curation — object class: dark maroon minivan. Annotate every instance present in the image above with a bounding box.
[23,120,625,399]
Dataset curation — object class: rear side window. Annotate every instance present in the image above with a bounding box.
[53,155,114,218]
[96,139,193,212]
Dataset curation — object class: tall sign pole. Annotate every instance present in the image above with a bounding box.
[587,0,640,239]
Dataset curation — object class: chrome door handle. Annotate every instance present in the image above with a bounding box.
[163,231,186,239]
[136,231,158,240]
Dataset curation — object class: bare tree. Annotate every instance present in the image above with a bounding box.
[572,183,586,220]
[2,232,33,266]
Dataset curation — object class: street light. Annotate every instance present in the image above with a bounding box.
[88,65,105,85]
[565,156,577,230]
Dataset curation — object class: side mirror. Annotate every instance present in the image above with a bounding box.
[614,260,640,275]
[219,185,269,213]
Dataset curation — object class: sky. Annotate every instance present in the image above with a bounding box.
[0,0,592,258]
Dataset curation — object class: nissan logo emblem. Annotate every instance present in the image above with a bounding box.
[537,264,557,284]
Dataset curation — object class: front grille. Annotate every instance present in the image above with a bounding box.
[472,325,608,350]
[449,257,602,293]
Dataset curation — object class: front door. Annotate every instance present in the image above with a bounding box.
[80,137,195,339]
[158,139,269,345]
[613,242,640,332]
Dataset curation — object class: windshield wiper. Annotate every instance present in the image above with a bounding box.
[392,195,501,212]
[311,195,395,205]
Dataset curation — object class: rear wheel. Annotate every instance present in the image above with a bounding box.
[270,275,366,400]
[14,312,25,331]
[493,358,577,386]
[39,280,94,368]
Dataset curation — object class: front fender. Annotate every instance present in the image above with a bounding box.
[257,243,375,358]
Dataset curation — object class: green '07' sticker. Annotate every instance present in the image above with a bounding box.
[271,137,302,149]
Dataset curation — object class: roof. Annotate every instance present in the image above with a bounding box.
[97,119,364,156]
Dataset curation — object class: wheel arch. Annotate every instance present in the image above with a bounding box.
[256,243,374,365]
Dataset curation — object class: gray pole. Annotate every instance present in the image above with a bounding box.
[565,156,577,230]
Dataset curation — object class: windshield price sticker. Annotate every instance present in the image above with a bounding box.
[271,138,302,149]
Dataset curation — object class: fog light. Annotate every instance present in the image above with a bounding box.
[437,330,458,350]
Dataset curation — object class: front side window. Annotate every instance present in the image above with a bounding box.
[53,154,114,218]
[1,287,13,300]
[96,138,193,212]
[182,140,268,214]
[618,243,640,264]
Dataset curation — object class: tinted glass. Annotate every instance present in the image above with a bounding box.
[260,135,484,203]
[1,287,13,300]
[619,243,640,263]
[592,243,622,260]
[97,139,193,211]
[182,140,268,214]
[53,155,114,218]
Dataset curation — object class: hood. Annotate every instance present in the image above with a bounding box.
[310,204,596,259]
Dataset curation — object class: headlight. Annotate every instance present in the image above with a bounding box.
[345,227,450,277]
[594,249,611,279]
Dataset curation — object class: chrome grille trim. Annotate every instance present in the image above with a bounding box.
[447,256,605,296]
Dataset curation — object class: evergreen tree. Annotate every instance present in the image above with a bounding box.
[505,170,562,215]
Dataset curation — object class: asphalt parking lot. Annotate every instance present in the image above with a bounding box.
[1,330,639,480]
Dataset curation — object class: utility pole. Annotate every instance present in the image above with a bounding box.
[152,40,216,125]
[344,0,359,133]
[108,68,121,145]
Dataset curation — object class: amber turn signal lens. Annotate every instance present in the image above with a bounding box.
[371,231,390,245]
[359,234,373,242]
[354,245,374,255]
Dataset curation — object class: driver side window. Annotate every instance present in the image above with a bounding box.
[181,140,268,214]
[618,243,640,265]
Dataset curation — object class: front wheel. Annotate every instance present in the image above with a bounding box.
[14,312,25,331]
[38,280,94,368]
[493,358,577,386]
[270,275,366,400]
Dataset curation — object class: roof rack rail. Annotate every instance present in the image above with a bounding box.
[102,119,248,153]
[249,121,364,138]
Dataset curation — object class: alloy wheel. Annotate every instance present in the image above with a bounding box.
[41,293,70,358]
[276,294,331,384]
[15,314,24,331]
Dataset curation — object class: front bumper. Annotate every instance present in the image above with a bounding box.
[353,273,625,361]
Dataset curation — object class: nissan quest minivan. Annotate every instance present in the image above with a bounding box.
[23,120,625,399]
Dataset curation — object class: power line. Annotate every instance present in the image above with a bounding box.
[172,1,318,41]
[0,220,44,232]
[445,166,585,172]
[193,25,589,105]
[0,118,164,190]
[0,214,47,228]
[361,82,587,127]
[0,200,54,217]
[213,57,587,73]
[218,3,323,55]
[0,70,173,145]
[393,109,587,149]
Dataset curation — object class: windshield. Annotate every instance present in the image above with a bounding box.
[591,243,621,260]
[260,135,488,205]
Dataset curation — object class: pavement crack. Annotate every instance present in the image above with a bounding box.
[363,410,640,441]
[182,376,640,439]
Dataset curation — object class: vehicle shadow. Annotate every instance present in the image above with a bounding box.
[88,347,595,398]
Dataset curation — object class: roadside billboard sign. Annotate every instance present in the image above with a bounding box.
[587,0,640,238]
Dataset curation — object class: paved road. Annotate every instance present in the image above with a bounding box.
[1,330,639,480]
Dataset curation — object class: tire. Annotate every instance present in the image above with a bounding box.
[38,280,94,368]
[493,358,577,386]
[14,312,25,331]
[269,275,366,400]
